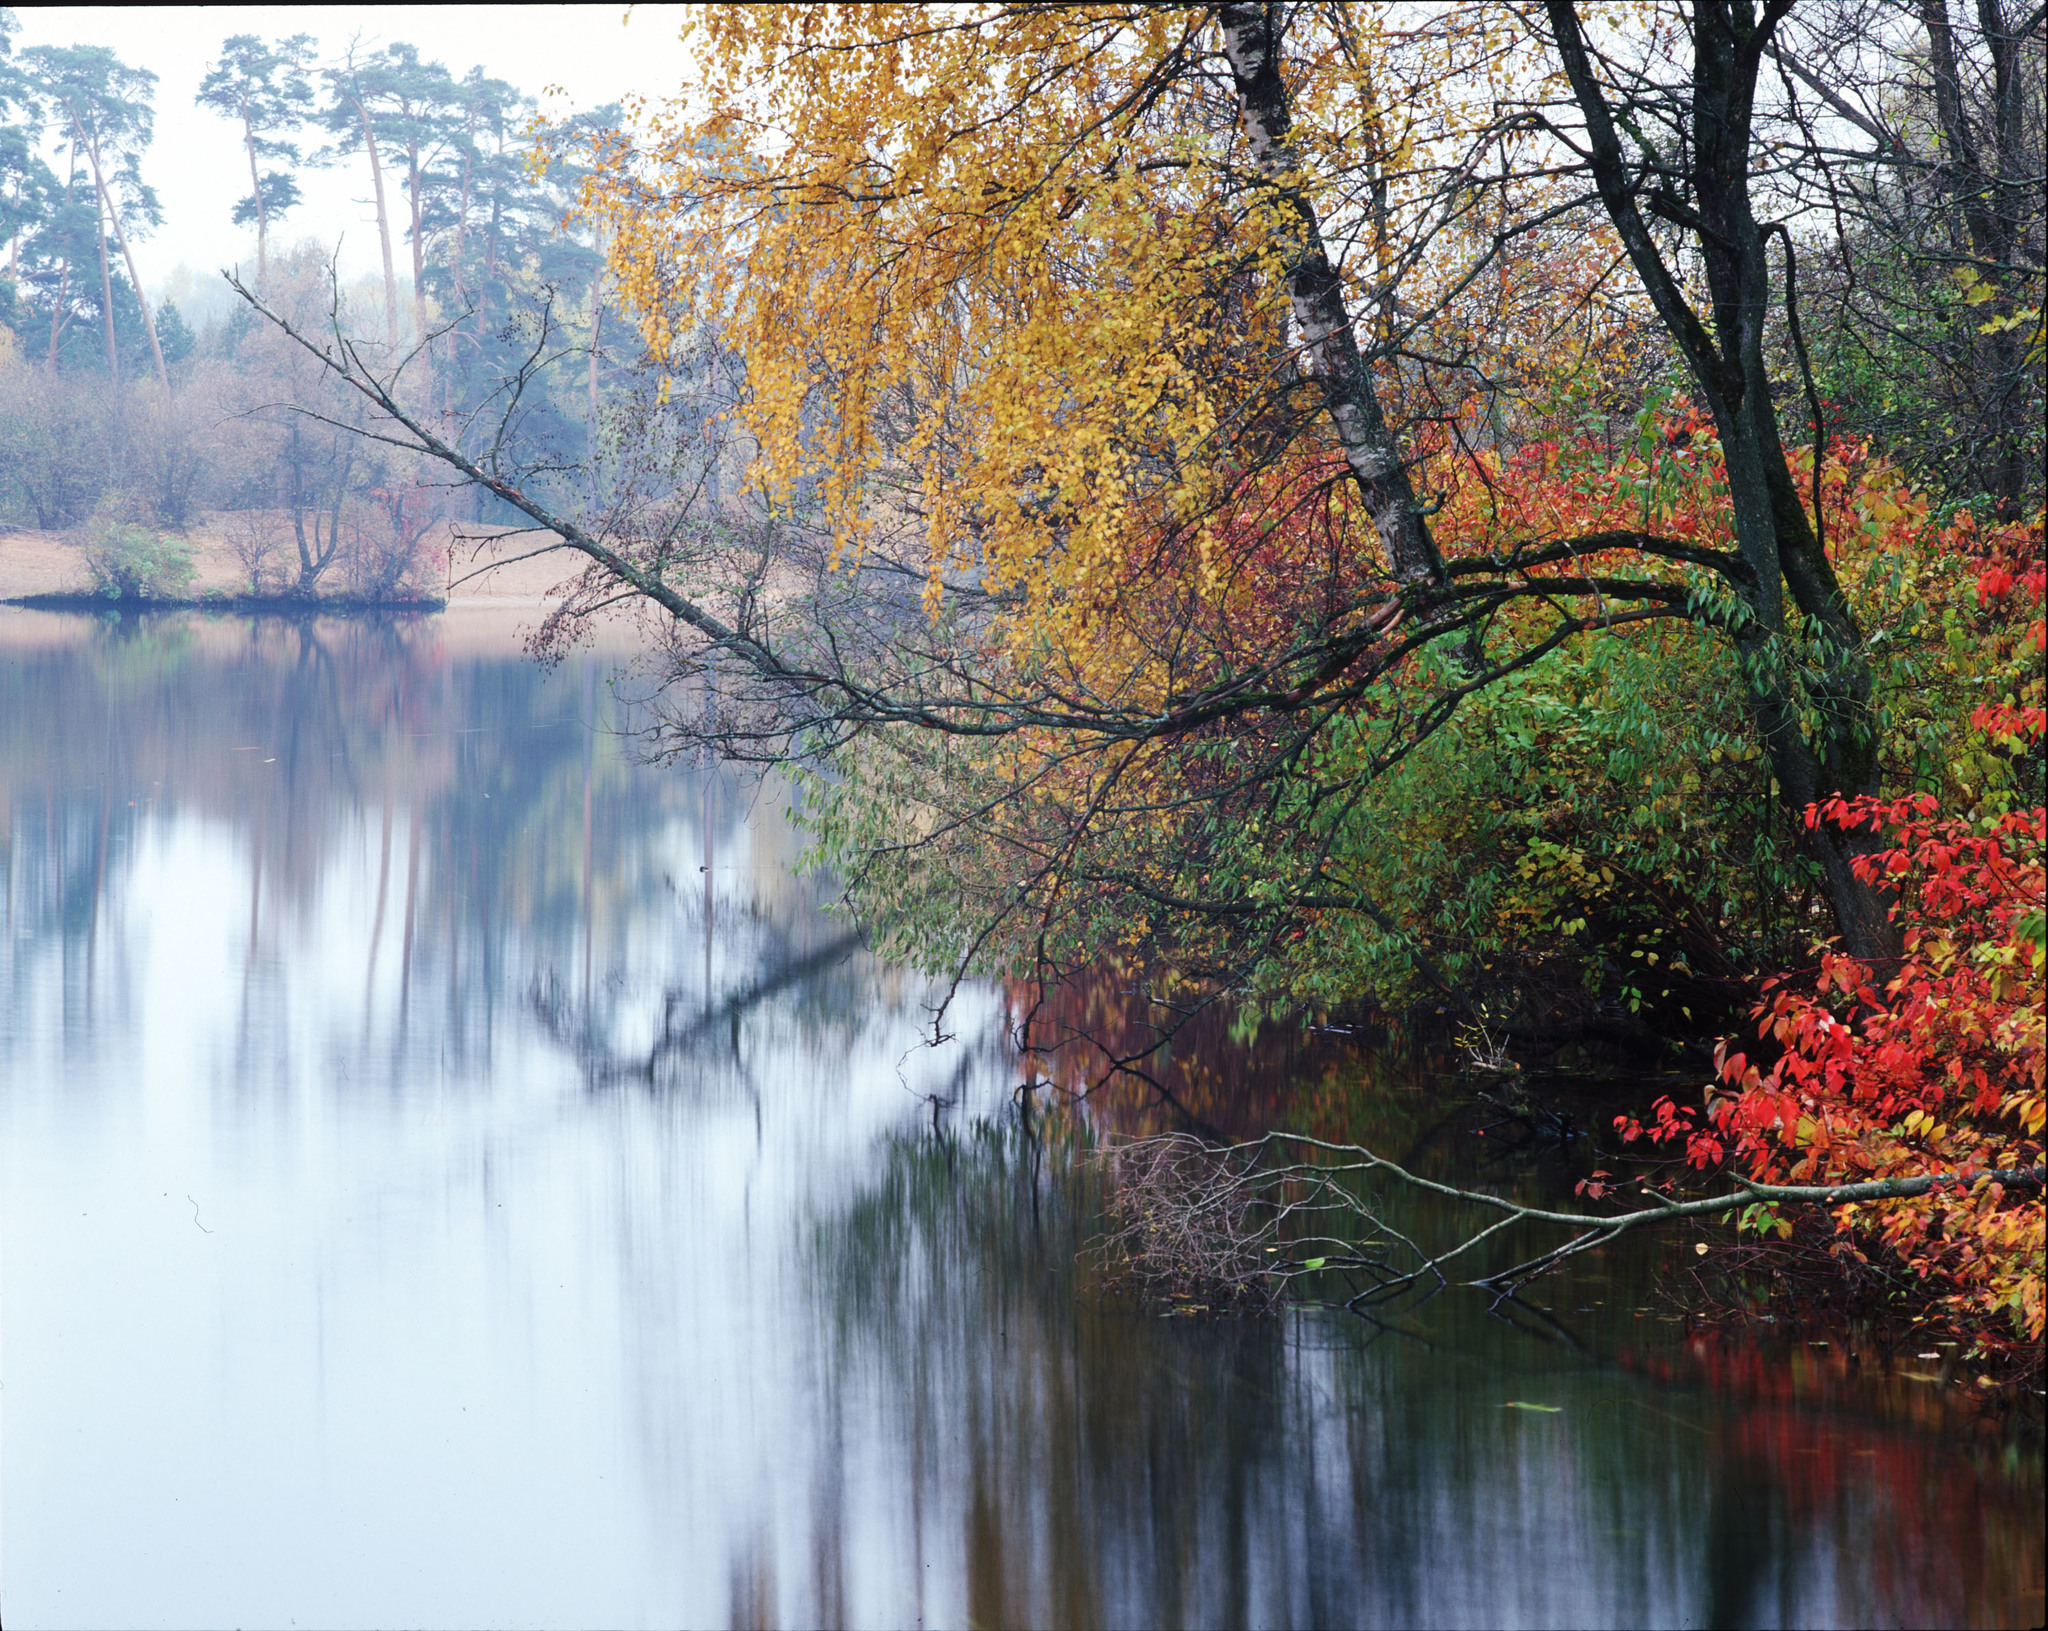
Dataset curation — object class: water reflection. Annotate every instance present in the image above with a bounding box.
[806,1124,2042,1630]
[1,609,2039,1631]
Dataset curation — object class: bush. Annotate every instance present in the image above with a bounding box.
[1625,795,2045,1342]
[0,362,120,528]
[78,520,197,600]
[1257,424,2043,1029]
[341,489,443,601]
[222,509,287,595]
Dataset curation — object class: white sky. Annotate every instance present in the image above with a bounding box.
[9,5,699,302]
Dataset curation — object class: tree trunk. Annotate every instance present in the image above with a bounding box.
[481,156,501,361]
[86,131,169,390]
[479,167,501,524]
[1918,0,2032,518]
[1216,3,1447,589]
[1546,0,1900,961]
[449,138,472,428]
[401,138,433,416]
[325,442,353,586]
[586,219,602,512]
[46,257,70,372]
[89,149,117,380]
[49,140,78,371]
[241,101,268,289]
[288,420,313,582]
[406,140,429,345]
[287,420,354,593]
[355,98,400,349]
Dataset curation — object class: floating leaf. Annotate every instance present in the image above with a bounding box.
[1502,1401,1563,1412]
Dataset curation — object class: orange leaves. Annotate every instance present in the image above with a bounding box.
[1429,401,1729,568]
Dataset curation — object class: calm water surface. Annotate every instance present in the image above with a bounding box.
[2,610,2040,1630]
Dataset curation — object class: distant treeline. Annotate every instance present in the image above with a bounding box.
[0,8,617,595]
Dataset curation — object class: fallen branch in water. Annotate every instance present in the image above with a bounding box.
[1092,1131,2048,1306]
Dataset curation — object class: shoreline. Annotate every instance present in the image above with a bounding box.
[0,591,657,659]
[0,521,650,652]
[3,591,447,615]
[0,518,581,605]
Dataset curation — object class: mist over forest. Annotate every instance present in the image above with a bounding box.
[0,8,622,598]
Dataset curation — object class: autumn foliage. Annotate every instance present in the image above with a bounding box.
[1623,774,2044,1343]
[547,6,2047,1334]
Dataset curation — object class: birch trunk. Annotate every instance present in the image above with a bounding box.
[1216,4,1445,588]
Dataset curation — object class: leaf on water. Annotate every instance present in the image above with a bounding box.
[1502,1401,1563,1412]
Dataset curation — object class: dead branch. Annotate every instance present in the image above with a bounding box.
[1092,1130,2048,1305]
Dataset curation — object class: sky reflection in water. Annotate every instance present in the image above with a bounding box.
[1,610,2039,1631]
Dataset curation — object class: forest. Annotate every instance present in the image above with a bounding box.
[7,2,2043,1353]
[0,10,608,597]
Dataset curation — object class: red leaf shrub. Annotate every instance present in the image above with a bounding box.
[1627,790,2045,1338]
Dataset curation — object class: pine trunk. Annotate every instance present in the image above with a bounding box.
[89,156,116,378]
[89,133,169,389]
[242,103,268,289]
[356,100,400,349]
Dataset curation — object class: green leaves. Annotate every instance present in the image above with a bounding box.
[78,520,196,600]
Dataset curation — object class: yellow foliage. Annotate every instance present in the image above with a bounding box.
[551,4,1606,675]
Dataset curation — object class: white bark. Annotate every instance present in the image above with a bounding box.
[1216,4,1444,587]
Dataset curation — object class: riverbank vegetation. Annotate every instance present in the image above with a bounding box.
[213,4,2043,1344]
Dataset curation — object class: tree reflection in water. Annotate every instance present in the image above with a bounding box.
[801,1110,2042,1630]
[0,609,2039,1631]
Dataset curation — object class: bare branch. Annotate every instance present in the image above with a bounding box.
[1093,1130,2047,1307]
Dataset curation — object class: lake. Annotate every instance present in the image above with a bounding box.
[2,609,2039,1630]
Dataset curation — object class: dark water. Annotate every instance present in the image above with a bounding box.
[1,609,2040,1631]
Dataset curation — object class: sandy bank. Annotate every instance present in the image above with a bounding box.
[0,517,654,655]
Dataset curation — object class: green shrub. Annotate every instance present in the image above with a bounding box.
[1260,629,1811,1029]
[78,521,197,600]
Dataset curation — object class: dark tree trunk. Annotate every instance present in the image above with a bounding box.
[1918,0,2035,518]
[1547,1,1900,958]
